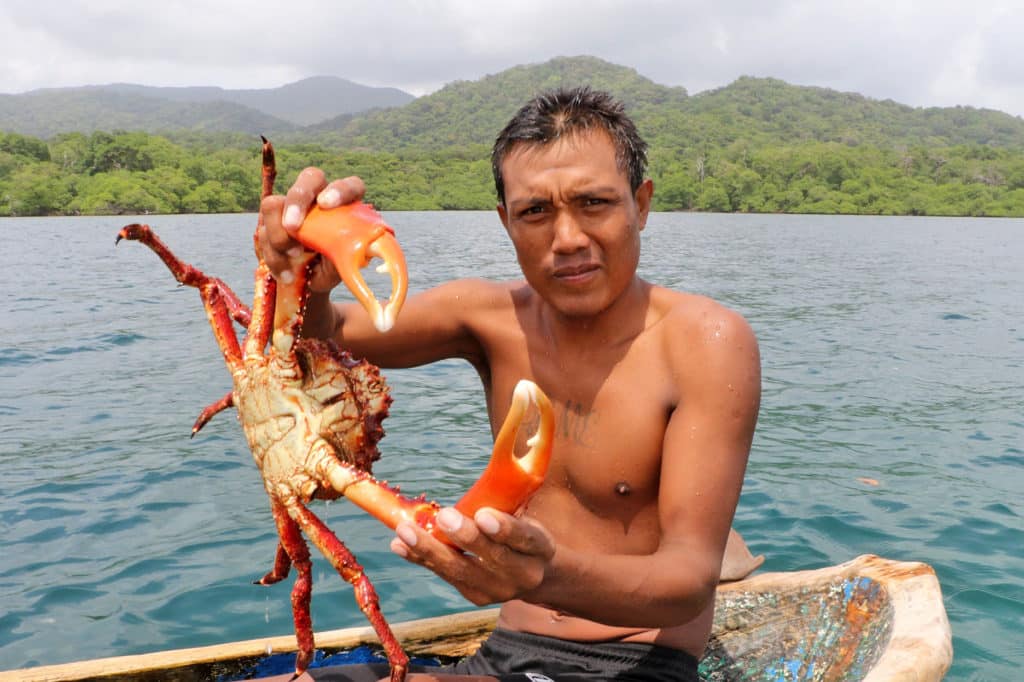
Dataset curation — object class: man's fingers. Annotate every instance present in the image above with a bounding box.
[473,509,555,560]
[318,176,366,208]
[258,195,299,276]
[283,167,328,233]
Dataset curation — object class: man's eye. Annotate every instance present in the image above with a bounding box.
[520,206,545,217]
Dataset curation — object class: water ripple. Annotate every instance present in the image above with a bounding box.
[1,213,1022,679]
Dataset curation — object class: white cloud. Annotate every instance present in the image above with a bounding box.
[0,0,1021,117]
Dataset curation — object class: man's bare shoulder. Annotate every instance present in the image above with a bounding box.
[648,286,760,379]
[650,286,754,336]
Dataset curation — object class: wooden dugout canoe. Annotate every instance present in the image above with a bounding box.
[0,554,952,682]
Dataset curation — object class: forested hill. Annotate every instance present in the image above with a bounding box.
[303,57,1024,152]
[0,76,415,137]
[687,76,1024,149]
[2,55,1023,217]
[98,77,415,127]
[303,56,689,149]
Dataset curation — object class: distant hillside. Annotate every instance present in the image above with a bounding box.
[3,55,1024,218]
[684,76,1024,149]
[0,90,296,138]
[304,58,1024,153]
[305,55,689,150]
[3,56,1022,152]
[100,76,415,126]
[0,76,415,138]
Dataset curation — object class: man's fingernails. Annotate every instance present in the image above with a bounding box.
[279,269,294,284]
[283,204,302,228]
[475,510,500,535]
[437,507,463,533]
[319,187,341,207]
[390,538,408,558]
[395,523,417,547]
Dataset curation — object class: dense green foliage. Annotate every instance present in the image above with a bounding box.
[0,91,296,139]
[2,57,1024,217]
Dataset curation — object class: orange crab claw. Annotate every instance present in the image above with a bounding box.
[295,203,408,332]
[454,379,554,518]
[336,380,554,543]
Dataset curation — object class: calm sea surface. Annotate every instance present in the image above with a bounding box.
[0,211,1021,680]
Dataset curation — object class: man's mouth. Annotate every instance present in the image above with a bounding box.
[553,263,599,279]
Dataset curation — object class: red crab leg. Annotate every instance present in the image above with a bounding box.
[116,225,244,373]
[244,261,278,360]
[334,380,554,542]
[255,541,292,585]
[267,500,315,675]
[191,391,234,437]
[243,139,279,360]
[287,500,409,682]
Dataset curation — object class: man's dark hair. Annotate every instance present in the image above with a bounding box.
[491,87,648,205]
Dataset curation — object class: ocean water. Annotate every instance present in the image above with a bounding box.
[0,211,1020,680]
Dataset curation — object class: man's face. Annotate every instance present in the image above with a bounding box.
[497,129,653,319]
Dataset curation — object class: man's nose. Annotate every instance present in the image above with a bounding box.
[551,212,589,252]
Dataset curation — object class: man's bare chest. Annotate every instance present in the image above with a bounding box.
[490,343,674,506]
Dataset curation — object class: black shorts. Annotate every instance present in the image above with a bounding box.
[305,627,700,681]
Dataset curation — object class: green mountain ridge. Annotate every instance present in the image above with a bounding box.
[2,56,1023,217]
[90,76,415,126]
[303,55,690,150]
[312,57,1023,152]
[3,55,1023,150]
[0,76,415,137]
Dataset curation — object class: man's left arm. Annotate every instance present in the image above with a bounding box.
[391,306,761,627]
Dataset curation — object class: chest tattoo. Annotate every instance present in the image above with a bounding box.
[559,399,595,447]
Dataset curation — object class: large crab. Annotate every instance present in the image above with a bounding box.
[116,139,554,681]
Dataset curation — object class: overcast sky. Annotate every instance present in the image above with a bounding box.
[2,0,1022,118]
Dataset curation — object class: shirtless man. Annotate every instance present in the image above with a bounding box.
[259,87,761,681]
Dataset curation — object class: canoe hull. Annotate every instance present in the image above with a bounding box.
[0,555,951,682]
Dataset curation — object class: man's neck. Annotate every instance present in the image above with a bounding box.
[540,277,650,352]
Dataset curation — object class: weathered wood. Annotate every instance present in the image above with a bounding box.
[705,554,952,681]
[0,555,951,682]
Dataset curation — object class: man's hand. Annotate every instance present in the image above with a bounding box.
[257,167,367,294]
[391,507,556,606]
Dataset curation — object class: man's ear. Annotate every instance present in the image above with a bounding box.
[497,202,509,230]
[635,179,654,231]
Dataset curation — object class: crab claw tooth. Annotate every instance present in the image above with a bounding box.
[294,203,408,333]
[454,380,554,518]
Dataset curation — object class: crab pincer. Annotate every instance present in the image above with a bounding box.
[295,203,408,333]
[338,378,555,542]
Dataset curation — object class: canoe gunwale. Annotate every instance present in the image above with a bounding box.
[0,554,952,681]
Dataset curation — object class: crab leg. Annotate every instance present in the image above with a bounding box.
[116,224,245,374]
[335,380,554,542]
[245,139,280,360]
[263,499,315,674]
[286,499,409,681]
[255,541,292,585]
[191,391,234,437]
